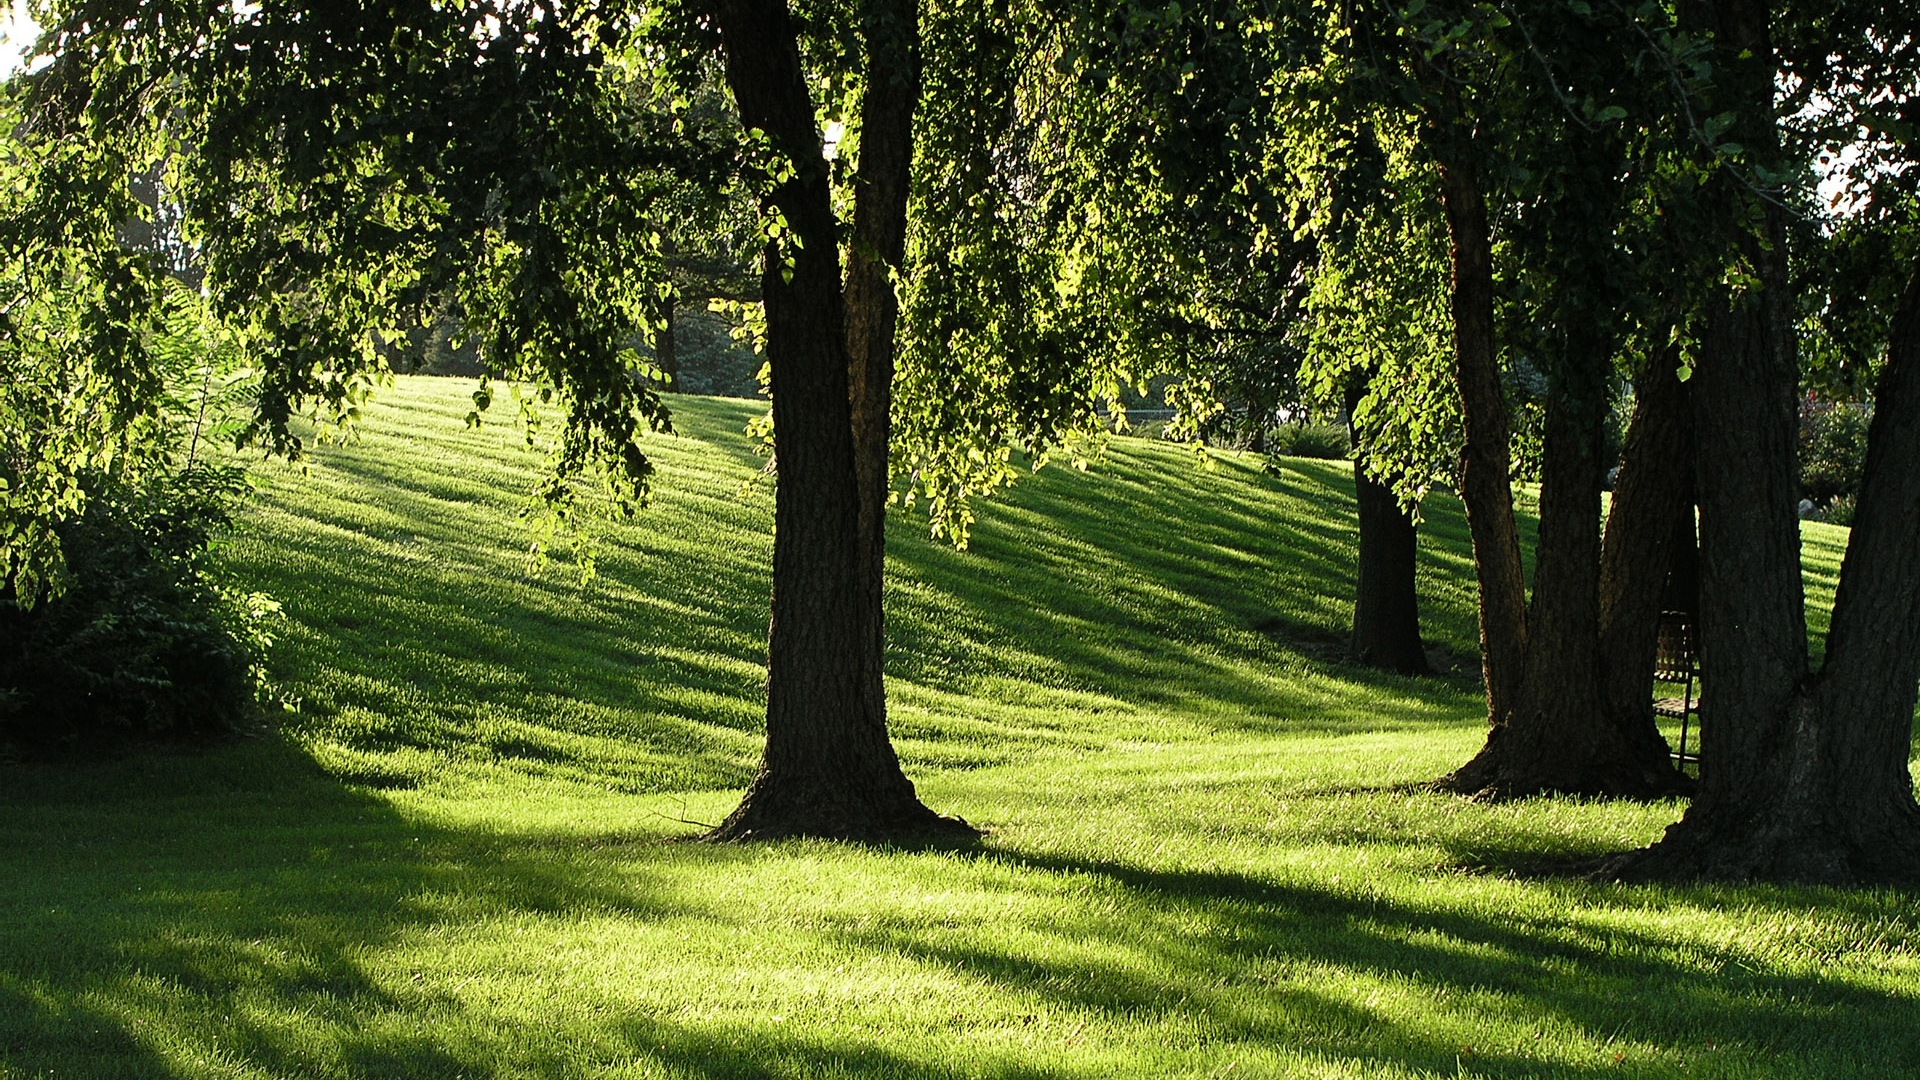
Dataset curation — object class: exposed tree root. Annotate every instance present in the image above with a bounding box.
[1599,805,1920,886]
[702,774,980,846]
[1437,723,1694,802]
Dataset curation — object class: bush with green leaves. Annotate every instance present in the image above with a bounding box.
[1268,422,1352,460]
[1797,396,1871,510]
[0,467,278,755]
[1,103,277,755]
[1817,492,1857,528]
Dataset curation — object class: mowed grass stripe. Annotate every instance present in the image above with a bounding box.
[1,375,1911,1080]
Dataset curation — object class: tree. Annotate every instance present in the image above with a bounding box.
[1346,383,1432,674]
[1275,0,1695,796]
[701,0,971,841]
[1594,351,1697,766]
[1294,120,1458,679]
[1425,83,1690,797]
[1008,1,1441,676]
[22,0,972,842]
[1610,0,1920,883]
[0,93,277,751]
[888,0,1126,541]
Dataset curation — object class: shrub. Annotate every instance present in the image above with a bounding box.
[0,467,279,756]
[1798,397,1871,508]
[1268,423,1352,460]
[1818,493,1857,528]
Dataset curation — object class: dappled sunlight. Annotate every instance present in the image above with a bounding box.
[225,380,1496,797]
[4,719,1915,1078]
[4,378,1908,1078]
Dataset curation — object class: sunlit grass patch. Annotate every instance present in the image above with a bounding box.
[2,376,1913,1080]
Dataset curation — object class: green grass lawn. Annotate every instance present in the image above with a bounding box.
[2,376,1914,1080]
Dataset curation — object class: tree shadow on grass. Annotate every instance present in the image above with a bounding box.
[882,448,1489,745]
[5,734,1915,1079]
[234,422,777,793]
[816,845,1914,1080]
[0,735,687,1078]
[235,392,1499,802]
[0,735,1055,1079]
[0,983,176,1080]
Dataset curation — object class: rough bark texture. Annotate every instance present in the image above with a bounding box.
[1445,356,1687,796]
[843,0,918,750]
[705,0,971,844]
[1608,0,1920,883]
[1433,152,1529,721]
[1429,139,1663,796]
[1431,135,1687,798]
[1804,270,1920,877]
[1614,267,1920,883]
[1350,463,1432,674]
[1596,356,1696,762]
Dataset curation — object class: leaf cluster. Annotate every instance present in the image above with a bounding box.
[891,0,1128,542]
[0,463,279,755]
[17,1,748,524]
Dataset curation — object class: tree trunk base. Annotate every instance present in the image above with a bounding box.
[1351,643,1433,677]
[703,773,980,845]
[1436,731,1693,801]
[1600,800,1920,885]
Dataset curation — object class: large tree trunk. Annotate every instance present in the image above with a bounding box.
[1447,375,1611,794]
[843,0,918,748]
[1346,385,1431,675]
[1615,268,1920,883]
[1608,0,1920,883]
[1596,353,1697,771]
[1431,148,1529,722]
[1429,98,1690,797]
[705,0,970,843]
[1800,270,1920,878]
[1445,348,1686,795]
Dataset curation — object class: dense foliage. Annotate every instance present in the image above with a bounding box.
[0,85,279,754]
[1266,421,1350,460]
[1797,395,1871,518]
[0,466,277,755]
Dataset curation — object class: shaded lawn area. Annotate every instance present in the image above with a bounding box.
[5,734,1917,1079]
[2,377,1913,1079]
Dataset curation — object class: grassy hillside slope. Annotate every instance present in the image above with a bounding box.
[1,376,1912,1080]
[226,379,1495,798]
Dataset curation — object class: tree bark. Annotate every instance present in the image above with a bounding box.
[1596,353,1697,770]
[1424,74,1697,797]
[1432,147,1529,722]
[1346,385,1431,675]
[1351,465,1431,674]
[1801,269,1920,878]
[705,0,971,843]
[1614,268,1920,883]
[843,0,918,750]
[1608,0,1920,883]
[1444,341,1687,796]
